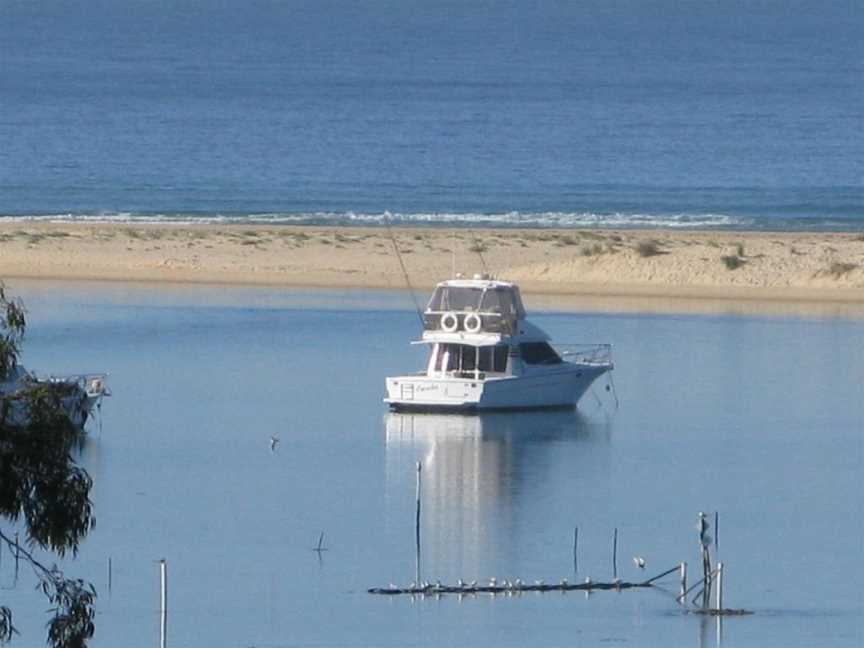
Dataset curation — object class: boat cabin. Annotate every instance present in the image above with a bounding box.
[423,340,563,381]
[422,277,526,334]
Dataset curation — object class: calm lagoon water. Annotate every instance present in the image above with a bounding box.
[2,281,862,647]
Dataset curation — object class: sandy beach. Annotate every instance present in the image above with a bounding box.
[1,222,862,312]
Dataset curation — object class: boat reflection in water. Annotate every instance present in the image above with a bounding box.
[384,410,612,579]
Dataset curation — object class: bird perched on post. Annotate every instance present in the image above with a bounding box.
[269,435,280,452]
[633,556,646,569]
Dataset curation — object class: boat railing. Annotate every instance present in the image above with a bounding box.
[45,373,110,396]
[554,343,613,366]
[423,310,516,334]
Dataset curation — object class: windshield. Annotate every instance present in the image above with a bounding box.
[426,286,484,312]
[426,285,525,317]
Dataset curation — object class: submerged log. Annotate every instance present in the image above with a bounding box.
[369,578,654,596]
[689,608,754,616]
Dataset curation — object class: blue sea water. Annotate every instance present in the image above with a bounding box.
[1,0,862,230]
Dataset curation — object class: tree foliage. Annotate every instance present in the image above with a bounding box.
[1,284,97,647]
[0,284,26,380]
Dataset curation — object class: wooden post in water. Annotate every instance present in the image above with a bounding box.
[714,511,719,551]
[107,557,112,594]
[573,526,578,574]
[679,562,687,602]
[159,559,167,648]
[415,461,422,585]
[698,512,711,608]
[612,528,618,579]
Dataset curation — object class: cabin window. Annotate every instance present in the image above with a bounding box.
[427,287,484,312]
[426,285,526,318]
[477,346,508,372]
[436,344,508,374]
[491,346,509,372]
[519,342,562,365]
[480,288,524,319]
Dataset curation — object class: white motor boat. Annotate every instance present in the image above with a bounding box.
[0,363,109,430]
[384,276,613,411]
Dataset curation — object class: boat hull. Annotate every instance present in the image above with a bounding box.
[385,363,611,411]
[1,374,108,431]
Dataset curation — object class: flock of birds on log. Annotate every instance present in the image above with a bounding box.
[369,576,653,596]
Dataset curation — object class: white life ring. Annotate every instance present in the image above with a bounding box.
[441,312,459,332]
[463,313,482,333]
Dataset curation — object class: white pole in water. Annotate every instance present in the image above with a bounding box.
[679,562,687,602]
[159,559,167,648]
[415,462,422,585]
[716,562,723,611]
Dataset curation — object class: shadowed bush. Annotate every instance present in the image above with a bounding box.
[636,240,663,257]
[721,255,744,270]
[825,261,857,277]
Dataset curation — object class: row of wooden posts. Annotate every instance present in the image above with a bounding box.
[372,460,749,615]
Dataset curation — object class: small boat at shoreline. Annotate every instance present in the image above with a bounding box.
[0,363,109,430]
[384,275,613,411]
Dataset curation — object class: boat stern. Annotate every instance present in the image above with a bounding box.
[384,375,485,411]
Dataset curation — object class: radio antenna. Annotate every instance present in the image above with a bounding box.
[451,230,457,277]
[384,212,424,328]
[470,230,490,275]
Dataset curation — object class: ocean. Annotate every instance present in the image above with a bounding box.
[3,280,862,647]
[1,0,862,231]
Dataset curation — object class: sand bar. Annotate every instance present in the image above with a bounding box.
[1,222,862,315]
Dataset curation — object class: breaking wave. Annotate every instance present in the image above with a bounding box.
[0,210,759,229]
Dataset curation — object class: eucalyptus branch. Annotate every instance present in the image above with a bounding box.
[0,528,56,580]
[0,528,96,648]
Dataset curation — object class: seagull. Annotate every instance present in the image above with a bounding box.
[269,435,280,452]
[697,511,711,539]
[633,556,646,569]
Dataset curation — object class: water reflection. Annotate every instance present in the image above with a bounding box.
[384,410,612,578]
[698,613,723,648]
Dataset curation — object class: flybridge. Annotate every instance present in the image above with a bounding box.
[422,275,526,335]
